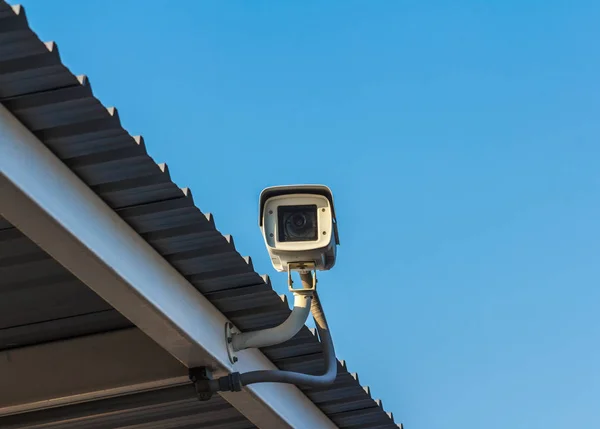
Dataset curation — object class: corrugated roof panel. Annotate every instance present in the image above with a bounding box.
[0,2,399,427]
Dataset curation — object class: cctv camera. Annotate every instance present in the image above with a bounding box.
[259,185,340,272]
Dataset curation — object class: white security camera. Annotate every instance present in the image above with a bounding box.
[259,184,340,272]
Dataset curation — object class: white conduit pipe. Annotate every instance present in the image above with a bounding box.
[231,292,312,351]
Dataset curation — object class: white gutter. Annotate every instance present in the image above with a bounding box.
[0,104,337,429]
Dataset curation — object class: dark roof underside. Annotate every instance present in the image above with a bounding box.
[0,386,256,429]
[0,2,399,428]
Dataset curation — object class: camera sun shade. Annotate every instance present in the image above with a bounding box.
[278,204,318,242]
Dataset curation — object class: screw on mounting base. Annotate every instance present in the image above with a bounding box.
[225,322,239,364]
[189,367,213,401]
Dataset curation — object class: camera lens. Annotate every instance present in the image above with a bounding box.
[278,205,318,242]
[287,213,309,237]
[292,214,307,228]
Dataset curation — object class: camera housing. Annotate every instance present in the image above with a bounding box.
[259,185,340,272]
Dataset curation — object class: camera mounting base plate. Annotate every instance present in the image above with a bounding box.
[225,322,239,364]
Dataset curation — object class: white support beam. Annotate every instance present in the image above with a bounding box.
[0,104,337,429]
[0,329,189,417]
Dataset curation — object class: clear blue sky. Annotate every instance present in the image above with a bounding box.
[15,1,600,428]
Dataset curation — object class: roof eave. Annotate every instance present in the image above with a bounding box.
[0,103,337,429]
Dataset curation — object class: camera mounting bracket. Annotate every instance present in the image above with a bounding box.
[287,262,317,293]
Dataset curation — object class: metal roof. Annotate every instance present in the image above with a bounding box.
[0,2,399,427]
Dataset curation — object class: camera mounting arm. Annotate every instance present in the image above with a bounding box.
[226,263,316,357]
[197,271,337,396]
[229,291,312,352]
